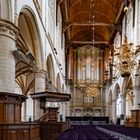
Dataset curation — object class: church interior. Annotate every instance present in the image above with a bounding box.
[0,0,140,140]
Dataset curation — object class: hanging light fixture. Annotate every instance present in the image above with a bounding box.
[113,37,138,78]
[85,85,100,97]
[111,0,140,79]
[85,1,100,98]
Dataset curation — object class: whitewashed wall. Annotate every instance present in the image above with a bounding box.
[1,0,68,120]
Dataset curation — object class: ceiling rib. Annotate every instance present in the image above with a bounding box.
[62,21,114,32]
[71,41,108,44]
[109,1,125,42]
[69,0,118,14]
[73,22,114,26]
[64,0,71,40]
[88,0,94,21]
[68,0,81,9]
[72,34,104,42]
[101,0,118,13]
[61,0,125,48]
[71,28,107,40]
[70,11,114,23]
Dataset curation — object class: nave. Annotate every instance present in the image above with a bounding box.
[58,125,140,140]
[1,0,140,140]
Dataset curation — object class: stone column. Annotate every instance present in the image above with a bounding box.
[22,102,27,121]
[134,0,138,45]
[69,86,74,116]
[106,102,109,116]
[120,94,126,125]
[65,102,70,117]
[62,103,66,121]
[0,19,18,93]
[0,20,27,124]
[104,82,110,116]
[35,70,46,92]
[133,85,140,109]
[108,103,113,121]
[34,70,46,120]
[64,103,68,121]
[112,99,117,124]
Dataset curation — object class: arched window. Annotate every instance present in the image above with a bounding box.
[56,6,62,49]
[48,0,56,44]
[126,7,133,42]
[56,73,61,92]
[46,54,55,85]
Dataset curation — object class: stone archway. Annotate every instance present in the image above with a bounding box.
[56,73,61,92]
[112,83,121,124]
[16,7,44,121]
[16,7,44,96]
[108,90,113,121]
[46,54,55,85]
[125,77,133,120]
[18,7,43,69]
[62,84,65,93]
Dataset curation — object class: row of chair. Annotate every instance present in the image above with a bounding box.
[96,125,140,140]
[57,125,119,140]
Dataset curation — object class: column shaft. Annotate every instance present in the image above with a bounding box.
[133,86,140,109]
[112,99,116,124]
[34,70,46,120]
[0,19,18,93]
[120,94,126,125]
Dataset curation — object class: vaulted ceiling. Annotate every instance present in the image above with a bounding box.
[60,0,134,49]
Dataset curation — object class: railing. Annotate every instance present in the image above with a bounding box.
[0,123,40,140]
[0,121,69,140]
[40,122,69,140]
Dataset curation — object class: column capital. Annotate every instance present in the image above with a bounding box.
[0,19,18,40]
[35,69,47,79]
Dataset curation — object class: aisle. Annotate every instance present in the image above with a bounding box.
[57,125,119,140]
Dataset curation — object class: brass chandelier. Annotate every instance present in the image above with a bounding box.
[85,2,101,98]
[85,85,99,98]
[112,36,139,79]
[110,0,140,79]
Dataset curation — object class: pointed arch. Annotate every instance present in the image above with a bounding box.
[56,73,61,92]
[109,90,113,103]
[108,90,113,120]
[114,83,120,99]
[46,54,55,85]
[62,84,65,93]
[15,6,44,95]
[18,6,44,69]
[122,77,133,118]
[122,77,133,95]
